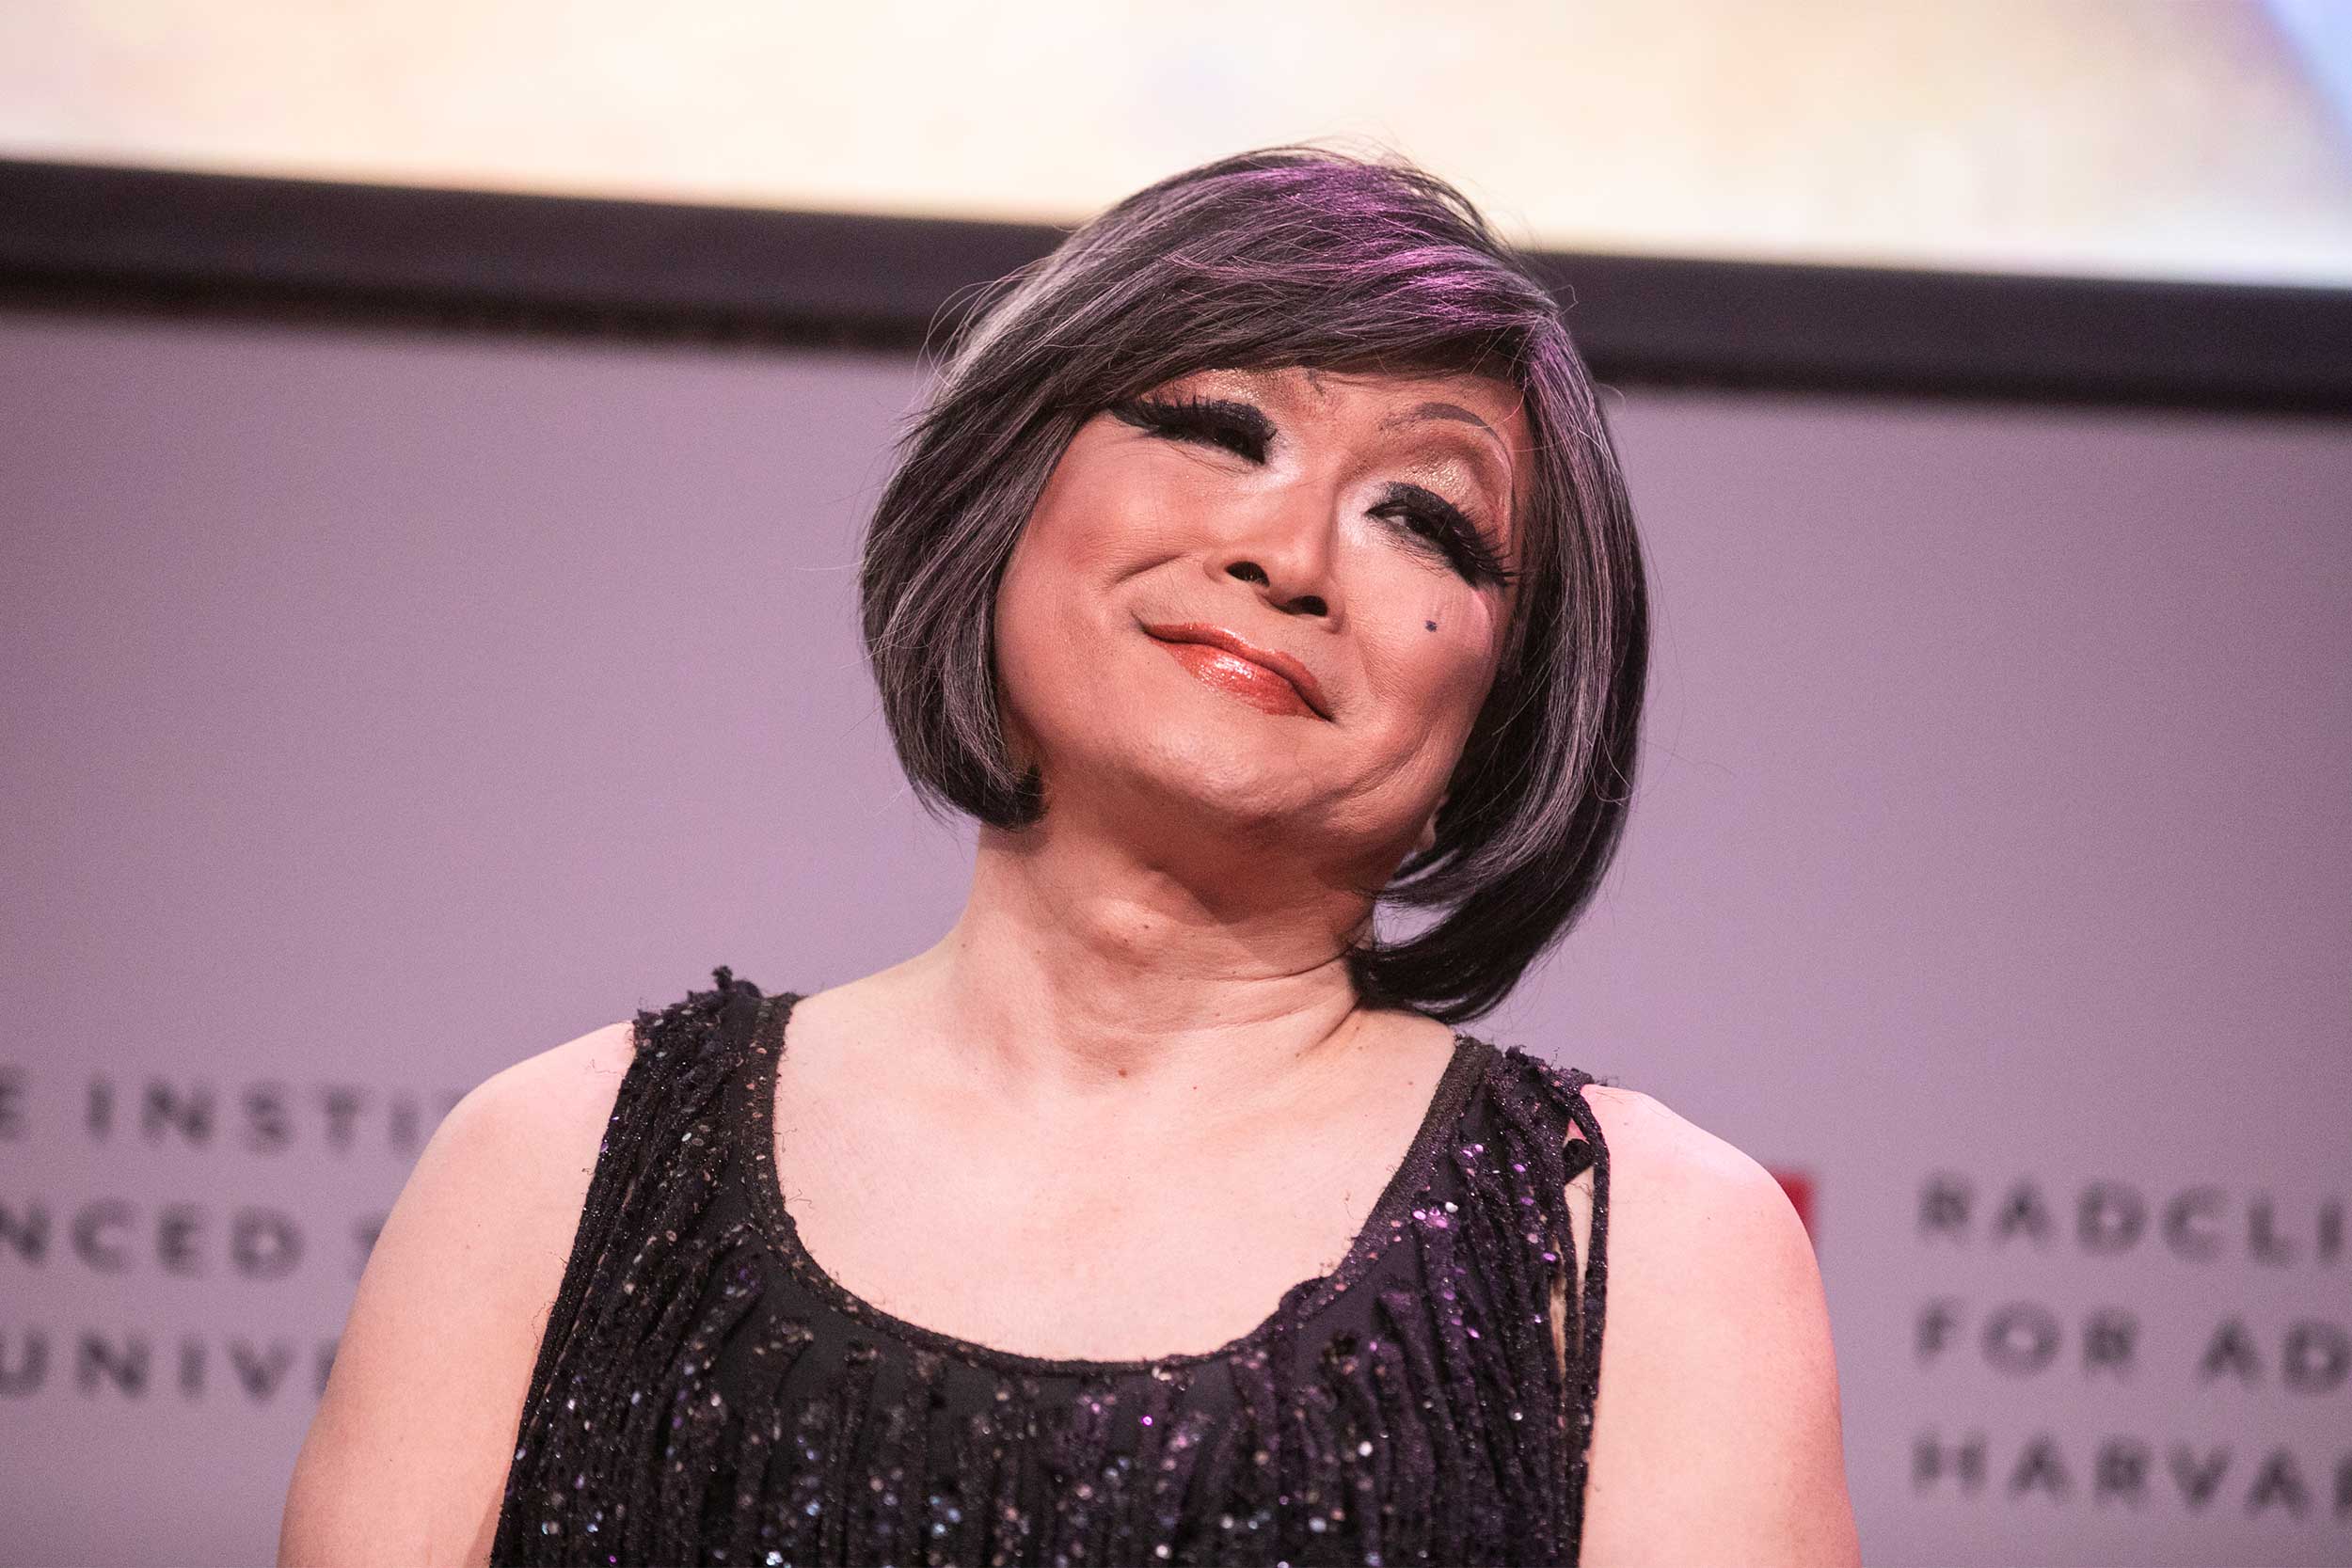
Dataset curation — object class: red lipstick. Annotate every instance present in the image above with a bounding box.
[1142,623,1332,721]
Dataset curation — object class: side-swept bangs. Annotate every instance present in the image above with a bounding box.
[859,143,1648,1023]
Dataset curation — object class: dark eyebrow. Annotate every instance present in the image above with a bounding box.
[1379,401,1501,443]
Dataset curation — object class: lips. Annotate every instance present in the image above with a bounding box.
[1142,622,1332,721]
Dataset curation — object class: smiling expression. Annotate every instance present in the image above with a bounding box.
[991,363,1533,864]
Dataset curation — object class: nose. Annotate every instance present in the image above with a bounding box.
[1224,560,1327,618]
[1217,484,1340,620]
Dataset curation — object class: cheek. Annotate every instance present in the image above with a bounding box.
[1359,604,1502,755]
[996,462,1102,630]
[1004,452,1181,614]
[990,490,1148,736]
[991,539,1082,733]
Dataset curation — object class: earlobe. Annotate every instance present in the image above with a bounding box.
[1415,795,1445,854]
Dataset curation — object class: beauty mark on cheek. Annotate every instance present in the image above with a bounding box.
[1425,620,1438,631]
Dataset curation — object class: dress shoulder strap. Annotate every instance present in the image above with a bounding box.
[494,967,766,1561]
[576,966,764,1245]
[577,962,765,1264]
[1480,1042,1613,1560]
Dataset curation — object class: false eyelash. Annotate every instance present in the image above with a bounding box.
[1108,394,1515,590]
[1106,393,1273,460]
[1376,487,1519,590]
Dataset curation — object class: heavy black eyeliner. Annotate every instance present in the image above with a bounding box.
[1380,483,1517,589]
[1107,394,1273,460]
[1110,397,1512,588]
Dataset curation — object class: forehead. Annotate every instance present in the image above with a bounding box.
[1179,364,1530,440]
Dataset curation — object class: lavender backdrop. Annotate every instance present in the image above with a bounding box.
[3,305,2346,1565]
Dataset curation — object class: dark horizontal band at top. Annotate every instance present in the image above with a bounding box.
[1,155,2346,415]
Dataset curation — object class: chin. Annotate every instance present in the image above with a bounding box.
[1146,705,1438,854]
[1053,707,1325,837]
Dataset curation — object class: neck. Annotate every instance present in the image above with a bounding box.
[892,796,1406,1121]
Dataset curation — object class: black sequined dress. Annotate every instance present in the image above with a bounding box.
[491,968,1612,1566]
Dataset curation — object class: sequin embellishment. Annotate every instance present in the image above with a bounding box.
[491,968,1610,1565]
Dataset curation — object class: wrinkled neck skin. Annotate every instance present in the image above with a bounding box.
[892,782,1424,1140]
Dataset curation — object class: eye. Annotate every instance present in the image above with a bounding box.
[1105,394,1516,591]
[1369,484,1518,590]
[1106,394,1272,463]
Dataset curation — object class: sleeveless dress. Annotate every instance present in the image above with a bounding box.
[491,968,1612,1567]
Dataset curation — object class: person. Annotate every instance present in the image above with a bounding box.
[278,144,1856,1567]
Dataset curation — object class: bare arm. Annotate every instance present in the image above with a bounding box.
[1575,1086,1859,1566]
[276,1022,634,1568]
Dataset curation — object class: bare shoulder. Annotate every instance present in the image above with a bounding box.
[379,1017,640,1253]
[1571,1085,1860,1567]
[470,1017,641,1163]
[1579,1084,1788,1217]
[276,1018,636,1568]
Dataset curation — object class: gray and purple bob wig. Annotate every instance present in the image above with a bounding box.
[858,143,1649,1024]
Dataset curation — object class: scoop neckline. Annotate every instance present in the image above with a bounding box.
[725,989,1494,1379]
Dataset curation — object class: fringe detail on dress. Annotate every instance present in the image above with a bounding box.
[493,974,1612,1567]
[1497,1049,1611,1563]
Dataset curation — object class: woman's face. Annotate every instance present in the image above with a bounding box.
[992,364,1532,878]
